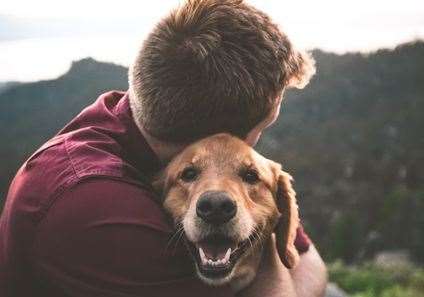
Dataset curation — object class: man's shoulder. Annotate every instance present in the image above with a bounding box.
[51,178,173,234]
[6,136,75,215]
[6,133,155,228]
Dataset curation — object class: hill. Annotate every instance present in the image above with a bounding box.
[1,42,423,263]
[0,81,20,93]
[0,57,128,201]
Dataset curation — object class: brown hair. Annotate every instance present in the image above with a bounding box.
[129,0,315,143]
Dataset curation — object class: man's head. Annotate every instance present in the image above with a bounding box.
[129,0,315,145]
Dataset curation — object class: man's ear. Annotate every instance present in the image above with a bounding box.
[284,50,316,89]
[274,171,300,269]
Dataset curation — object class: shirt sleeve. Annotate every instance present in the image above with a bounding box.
[32,178,234,297]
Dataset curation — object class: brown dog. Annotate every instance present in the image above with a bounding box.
[154,133,300,290]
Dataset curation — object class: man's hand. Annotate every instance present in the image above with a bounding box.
[238,235,327,297]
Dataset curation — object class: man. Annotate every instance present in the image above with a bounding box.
[0,0,327,296]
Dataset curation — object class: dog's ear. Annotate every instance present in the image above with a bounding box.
[152,172,164,194]
[152,169,170,202]
[274,171,300,269]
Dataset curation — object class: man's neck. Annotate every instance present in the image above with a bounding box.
[128,91,187,164]
[138,125,187,164]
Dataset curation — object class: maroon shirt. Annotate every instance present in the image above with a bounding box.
[0,91,309,297]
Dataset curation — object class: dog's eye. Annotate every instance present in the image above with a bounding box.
[180,167,199,182]
[240,169,260,184]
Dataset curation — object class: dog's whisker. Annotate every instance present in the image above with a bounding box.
[167,223,183,244]
[172,227,186,254]
[166,229,184,254]
[249,227,264,252]
[254,229,264,251]
[165,223,184,252]
[247,235,254,250]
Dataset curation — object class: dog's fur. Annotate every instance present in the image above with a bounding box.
[154,134,300,291]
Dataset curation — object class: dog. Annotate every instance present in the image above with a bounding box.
[154,133,300,291]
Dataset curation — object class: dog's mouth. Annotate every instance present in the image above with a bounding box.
[186,233,258,279]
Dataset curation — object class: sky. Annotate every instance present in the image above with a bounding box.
[1,0,424,82]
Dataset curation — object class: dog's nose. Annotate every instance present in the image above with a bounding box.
[196,191,237,224]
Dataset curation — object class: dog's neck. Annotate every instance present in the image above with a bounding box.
[230,247,263,292]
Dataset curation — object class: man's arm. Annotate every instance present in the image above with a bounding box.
[238,235,327,297]
[291,244,328,297]
[32,179,234,297]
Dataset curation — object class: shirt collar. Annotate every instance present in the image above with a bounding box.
[114,92,162,178]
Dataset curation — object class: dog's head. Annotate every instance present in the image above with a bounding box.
[154,133,299,288]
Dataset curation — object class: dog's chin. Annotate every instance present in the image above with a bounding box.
[185,233,258,286]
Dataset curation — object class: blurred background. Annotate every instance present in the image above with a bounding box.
[1,1,423,296]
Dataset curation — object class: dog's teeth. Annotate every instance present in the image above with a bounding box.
[224,248,231,263]
[199,248,208,265]
[199,247,232,267]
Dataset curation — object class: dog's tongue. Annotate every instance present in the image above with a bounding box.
[198,242,229,261]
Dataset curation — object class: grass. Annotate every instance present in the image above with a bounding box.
[328,261,424,297]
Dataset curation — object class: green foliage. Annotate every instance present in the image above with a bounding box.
[327,215,363,261]
[329,261,424,297]
[375,187,424,261]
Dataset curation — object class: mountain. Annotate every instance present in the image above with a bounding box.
[0,42,423,263]
[0,57,128,200]
[0,81,20,93]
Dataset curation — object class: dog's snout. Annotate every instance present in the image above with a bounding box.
[196,191,237,224]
